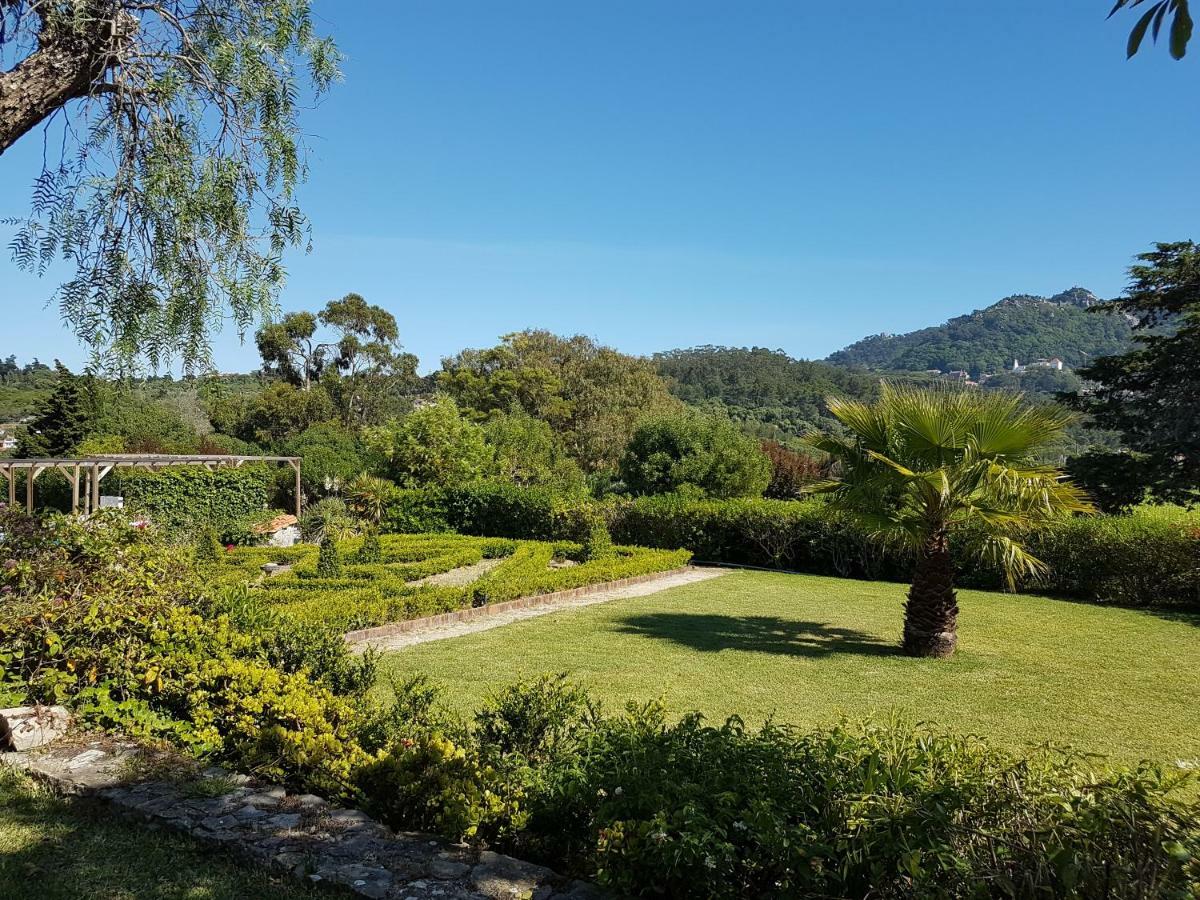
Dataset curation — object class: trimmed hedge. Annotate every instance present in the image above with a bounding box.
[382,486,1200,610]
[211,533,692,631]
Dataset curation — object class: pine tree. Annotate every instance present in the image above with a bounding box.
[17,363,91,457]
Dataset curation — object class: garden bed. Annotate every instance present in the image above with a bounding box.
[211,533,692,633]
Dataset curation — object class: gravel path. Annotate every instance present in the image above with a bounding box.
[355,567,730,652]
[411,557,504,586]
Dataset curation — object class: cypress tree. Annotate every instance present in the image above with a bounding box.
[317,533,343,577]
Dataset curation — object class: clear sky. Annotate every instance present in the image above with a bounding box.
[1,1,1197,373]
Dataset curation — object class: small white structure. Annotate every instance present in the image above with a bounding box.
[1012,357,1065,374]
[253,513,302,547]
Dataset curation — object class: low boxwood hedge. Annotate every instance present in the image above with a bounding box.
[211,533,692,631]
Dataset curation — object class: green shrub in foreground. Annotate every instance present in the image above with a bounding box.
[359,676,1200,898]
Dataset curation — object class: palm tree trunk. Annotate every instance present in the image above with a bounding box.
[903,528,958,658]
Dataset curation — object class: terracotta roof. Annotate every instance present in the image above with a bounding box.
[251,513,299,534]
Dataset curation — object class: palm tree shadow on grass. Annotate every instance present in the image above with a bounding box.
[614,613,900,658]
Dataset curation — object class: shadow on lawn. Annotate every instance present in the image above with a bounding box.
[615,613,898,658]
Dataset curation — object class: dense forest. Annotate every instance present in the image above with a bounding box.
[827,288,1132,377]
[654,346,876,440]
[2,286,1130,472]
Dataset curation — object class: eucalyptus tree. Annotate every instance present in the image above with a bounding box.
[0,1,340,372]
[807,384,1093,659]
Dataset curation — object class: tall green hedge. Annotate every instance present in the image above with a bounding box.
[115,465,272,533]
[381,485,1199,610]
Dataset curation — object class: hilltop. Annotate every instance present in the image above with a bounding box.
[826,288,1131,377]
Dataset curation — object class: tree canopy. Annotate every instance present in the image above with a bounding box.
[439,330,680,472]
[1064,241,1200,507]
[620,412,772,499]
[1,0,340,372]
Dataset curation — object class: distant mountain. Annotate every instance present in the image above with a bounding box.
[826,287,1132,377]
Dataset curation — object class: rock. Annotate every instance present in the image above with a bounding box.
[294,793,327,810]
[471,851,555,899]
[328,808,374,827]
[429,857,470,880]
[66,748,108,770]
[265,813,302,831]
[0,706,70,751]
[199,814,239,831]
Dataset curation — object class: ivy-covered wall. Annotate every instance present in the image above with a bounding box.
[114,465,272,532]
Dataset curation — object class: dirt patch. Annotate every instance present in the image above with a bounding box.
[410,557,505,587]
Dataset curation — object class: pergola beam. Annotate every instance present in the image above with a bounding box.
[0,455,302,517]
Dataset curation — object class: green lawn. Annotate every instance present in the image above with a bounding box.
[0,769,315,900]
[377,570,1200,766]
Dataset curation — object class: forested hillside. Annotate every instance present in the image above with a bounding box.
[655,346,877,440]
[827,288,1132,377]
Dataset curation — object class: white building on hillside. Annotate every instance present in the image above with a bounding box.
[1011,357,1064,374]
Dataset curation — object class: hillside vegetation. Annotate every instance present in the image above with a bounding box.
[827,287,1132,377]
[655,346,876,439]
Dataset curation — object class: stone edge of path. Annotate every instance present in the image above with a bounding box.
[343,565,722,648]
[1,737,602,900]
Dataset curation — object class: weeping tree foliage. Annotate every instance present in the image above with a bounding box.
[806,384,1093,659]
[1111,0,1193,59]
[0,1,341,372]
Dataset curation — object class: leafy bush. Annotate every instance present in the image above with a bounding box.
[442,482,563,540]
[619,412,771,498]
[761,439,828,499]
[475,674,593,765]
[281,422,369,498]
[353,670,1200,898]
[355,731,525,842]
[194,526,222,563]
[521,707,1199,898]
[611,494,904,578]
[0,509,365,793]
[380,487,452,533]
[365,396,492,488]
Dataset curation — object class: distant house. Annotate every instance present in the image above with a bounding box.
[1010,357,1065,374]
[944,370,970,381]
[0,427,18,452]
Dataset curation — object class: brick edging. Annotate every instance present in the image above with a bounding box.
[343,565,698,645]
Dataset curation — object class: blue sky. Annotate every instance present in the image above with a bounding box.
[1,1,1197,373]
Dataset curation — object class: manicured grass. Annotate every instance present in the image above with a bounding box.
[377,570,1200,766]
[0,769,315,900]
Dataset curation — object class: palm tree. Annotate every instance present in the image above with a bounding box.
[806,384,1094,659]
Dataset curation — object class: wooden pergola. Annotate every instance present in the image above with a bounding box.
[0,454,302,517]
